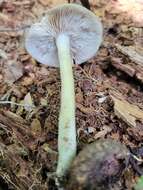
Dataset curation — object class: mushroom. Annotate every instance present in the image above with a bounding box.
[67,139,129,190]
[25,3,103,178]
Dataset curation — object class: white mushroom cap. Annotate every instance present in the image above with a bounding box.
[25,3,103,67]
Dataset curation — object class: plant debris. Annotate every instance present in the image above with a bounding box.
[110,90,143,128]
[0,0,143,189]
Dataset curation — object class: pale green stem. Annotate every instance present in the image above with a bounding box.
[56,34,76,178]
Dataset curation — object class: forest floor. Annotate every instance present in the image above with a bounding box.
[0,0,143,189]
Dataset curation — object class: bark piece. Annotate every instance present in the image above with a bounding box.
[111,57,135,77]
[110,91,143,128]
[115,44,143,66]
[110,44,143,83]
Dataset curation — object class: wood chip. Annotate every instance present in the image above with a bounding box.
[110,45,143,83]
[110,91,143,128]
[115,44,143,66]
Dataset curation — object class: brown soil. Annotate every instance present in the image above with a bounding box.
[0,0,143,189]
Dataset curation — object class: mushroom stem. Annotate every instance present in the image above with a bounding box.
[56,34,76,177]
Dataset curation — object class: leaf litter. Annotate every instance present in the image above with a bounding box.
[0,0,143,189]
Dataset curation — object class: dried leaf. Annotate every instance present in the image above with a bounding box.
[31,118,42,136]
[40,98,48,106]
[4,60,23,84]
[24,92,35,112]
[110,91,143,128]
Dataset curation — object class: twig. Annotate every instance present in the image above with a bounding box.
[0,25,30,33]
[0,101,35,108]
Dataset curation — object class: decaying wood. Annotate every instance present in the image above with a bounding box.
[0,111,37,150]
[111,57,136,77]
[0,142,36,190]
[109,44,143,83]
[110,91,143,141]
[0,142,49,190]
[110,91,143,128]
[115,44,143,66]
